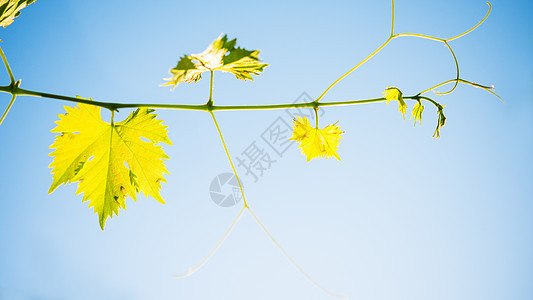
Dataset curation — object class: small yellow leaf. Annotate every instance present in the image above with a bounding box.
[289,116,344,162]
[383,87,408,120]
[410,101,424,126]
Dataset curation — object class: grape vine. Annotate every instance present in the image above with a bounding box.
[0,0,502,298]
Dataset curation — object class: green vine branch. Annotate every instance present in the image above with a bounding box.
[0,78,498,112]
[0,0,503,298]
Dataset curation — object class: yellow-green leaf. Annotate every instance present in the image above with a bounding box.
[383,87,408,120]
[163,34,268,89]
[0,0,35,28]
[410,101,424,126]
[289,116,344,161]
[48,98,172,230]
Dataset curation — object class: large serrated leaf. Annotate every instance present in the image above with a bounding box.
[49,98,172,230]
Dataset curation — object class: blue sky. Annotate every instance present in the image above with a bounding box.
[0,0,532,299]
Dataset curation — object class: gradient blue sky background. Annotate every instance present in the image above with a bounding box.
[0,0,531,299]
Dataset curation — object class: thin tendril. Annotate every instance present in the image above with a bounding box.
[393,33,444,42]
[419,78,504,102]
[209,111,248,207]
[390,2,491,95]
[314,2,490,103]
[247,207,348,299]
[446,2,492,42]
[0,94,16,126]
[391,33,460,95]
[174,206,246,278]
[435,41,459,95]
[315,38,391,102]
[391,0,395,37]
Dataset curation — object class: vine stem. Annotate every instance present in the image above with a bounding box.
[0,45,14,84]
[209,70,214,103]
[0,81,500,113]
[1,87,438,110]
[314,106,319,128]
